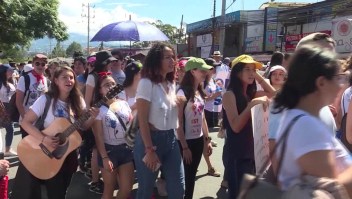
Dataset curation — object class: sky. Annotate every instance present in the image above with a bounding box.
[58,0,322,36]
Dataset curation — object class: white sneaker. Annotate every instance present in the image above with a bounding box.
[156,178,168,196]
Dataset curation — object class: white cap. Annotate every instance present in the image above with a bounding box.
[24,64,33,73]
[213,51,221,56]
[269,65,287,74]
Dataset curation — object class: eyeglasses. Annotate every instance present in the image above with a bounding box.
[332,73,349,85]
[35,62,46,67]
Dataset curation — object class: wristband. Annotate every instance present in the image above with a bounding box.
[102,156,109,159]
[145,146,157,154]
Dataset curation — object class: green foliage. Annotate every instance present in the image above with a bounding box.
[51,42,66,58]
[66,42,83,57]
[151,20,186,44]
[0,46,29,62]
[0,0,68,49]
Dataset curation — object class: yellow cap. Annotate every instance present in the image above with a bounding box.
[231,55,262,69]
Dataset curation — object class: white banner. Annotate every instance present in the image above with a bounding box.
[201,46,212,58]
[251,104,270,174]
[197,34,212,47]
[332,16,352,53]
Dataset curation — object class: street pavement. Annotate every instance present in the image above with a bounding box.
[3,126,227,199]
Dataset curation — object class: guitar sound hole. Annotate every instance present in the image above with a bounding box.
[55,133,67,145]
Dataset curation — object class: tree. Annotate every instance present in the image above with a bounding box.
[66,42,83,58]
[152,20,180,44]
[0,0,68,49]
[51,42,66,58]
[1,46,28,62]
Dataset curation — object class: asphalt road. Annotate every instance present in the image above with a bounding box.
[3,126,227,199]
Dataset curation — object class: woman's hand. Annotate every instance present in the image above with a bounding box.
[0,160,9,176]
[103,158,114,172]
[182,148,193,165]
[143,150,161,172]
[212,91,222,98]
[89,107,100,119]
[42,135,59,149]
[250,96,270,111]
[204,142,213,156]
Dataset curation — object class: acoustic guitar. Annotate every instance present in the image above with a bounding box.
[17,85,123,180]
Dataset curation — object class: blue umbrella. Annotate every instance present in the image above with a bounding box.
[91,20,169,42]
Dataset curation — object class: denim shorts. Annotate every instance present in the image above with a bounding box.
[97,143,134,169]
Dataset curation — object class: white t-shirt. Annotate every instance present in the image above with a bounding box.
[341,86,352,116]
[117,91,136,107]
[276,109,352,190]
[30,95,86,129]
[136,78,178,130]
[204,79,222,113]
[86,74,96,88]
[111,71,126,85]
[17,73,48,110]
[96,100,132,146]
[270,106,337,139]
[0,83,16,103]
[319,106,337,134]
[215,62,230,74]
[177,89,205,140]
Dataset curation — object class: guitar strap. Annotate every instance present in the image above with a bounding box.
[35,94,52,131]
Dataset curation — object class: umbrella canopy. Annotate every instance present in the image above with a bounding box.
[91,20,169,42]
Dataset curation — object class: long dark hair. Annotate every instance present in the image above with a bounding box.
[227,62,257,105]
[93,74,114,104]
[0,68,13,88]
[47,66,84,117]
[141,42,176,84]
[179,71,206,101]
[274,45,339,113]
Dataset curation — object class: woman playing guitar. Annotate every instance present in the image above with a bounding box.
[11,66,99,199]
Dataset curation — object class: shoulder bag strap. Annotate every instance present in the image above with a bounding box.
[116,114,127,131]
[258,114,305,177]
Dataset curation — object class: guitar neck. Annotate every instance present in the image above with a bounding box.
[62,98,108,138]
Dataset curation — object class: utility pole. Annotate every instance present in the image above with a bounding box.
[179,15,184,43]
[82,3,95,56]
[219,0,226,55]
[211,0,216,54]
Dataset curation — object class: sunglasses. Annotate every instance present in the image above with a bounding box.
[35,62,46,67]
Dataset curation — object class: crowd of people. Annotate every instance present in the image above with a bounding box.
[0,31,352,199]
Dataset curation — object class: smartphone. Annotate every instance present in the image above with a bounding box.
[142,156,161,172]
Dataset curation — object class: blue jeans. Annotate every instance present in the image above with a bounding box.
[3,103,14,148]
[5,122,14,147]
[134,129,185,199]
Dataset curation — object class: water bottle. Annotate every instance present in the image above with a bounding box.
[0,152,8,199]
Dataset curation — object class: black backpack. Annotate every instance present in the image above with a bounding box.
[6,75,30,122]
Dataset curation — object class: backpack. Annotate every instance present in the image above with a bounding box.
[7,75,30,122]
[125,84,156,148]
[8,73,50,122]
